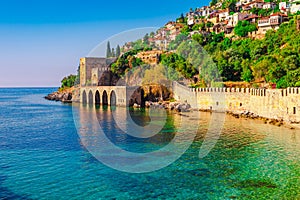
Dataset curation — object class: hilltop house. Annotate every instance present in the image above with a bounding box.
[169,23,184,40]
[213,21,234,34]
[258,13,288,34]
[290,1,300,13]
[263,2,277,9]
[241,0,254,4]
[231,12,249,26]
[218,9,230,21]
[207,11,220,24]
[244,14,260,24]
[187,15,195,26]
[242,0,265,11]
[136,50,163,65]
[197,6,214,18]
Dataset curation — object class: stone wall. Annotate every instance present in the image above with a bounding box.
[79,86,127,106]
[77,86,144,107]
[173,82,300,123]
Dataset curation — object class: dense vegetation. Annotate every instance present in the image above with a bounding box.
[109,10,300,88]
[111,49,144,76]
[106,41,121,58]
[60,74,77,89]
[203,18,300,87]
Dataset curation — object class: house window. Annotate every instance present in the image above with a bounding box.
[240,103,243,107]
[293,107,296,115]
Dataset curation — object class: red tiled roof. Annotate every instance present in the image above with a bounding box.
[244,14,259,20]
[270,12,288,17]
[259,17,270,20]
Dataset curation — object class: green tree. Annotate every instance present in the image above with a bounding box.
[192,33,205,45]
[210,0,218,6]
[192,24,201,31]
[74,65,80,86]
[234,20,257,37]
[116,45,121,57]
[143,33,149,45]
[181,25,190,36]
[61,74,77,88]
[106,41,112,58]
[241,59,253,82]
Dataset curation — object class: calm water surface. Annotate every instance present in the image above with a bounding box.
[0,88,300,199]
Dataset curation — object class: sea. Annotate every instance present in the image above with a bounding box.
[0,88,300,199]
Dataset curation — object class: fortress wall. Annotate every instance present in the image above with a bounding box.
[172,82,198,108]
[79,86,127,106]
[173,82,300,123]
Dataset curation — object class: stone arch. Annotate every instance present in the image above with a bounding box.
[110,90,116,106]
[95,90,100,105]
[102,90,108,105]
[88,90,93,105]
[82,90,87,104]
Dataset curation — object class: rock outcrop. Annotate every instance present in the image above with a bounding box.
[144,101,191,112]
[45,89,73,103]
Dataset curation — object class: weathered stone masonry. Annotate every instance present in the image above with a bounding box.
[173,82,300,123]
[73,57,144,107]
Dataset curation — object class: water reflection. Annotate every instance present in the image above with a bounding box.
[72,104,201,173]
[72,103,300,176]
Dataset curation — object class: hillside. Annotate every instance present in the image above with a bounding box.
[113,0,300,88]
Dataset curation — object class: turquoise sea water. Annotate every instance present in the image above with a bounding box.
[0,88,300,199]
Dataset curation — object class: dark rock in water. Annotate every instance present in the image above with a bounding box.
[45,91,72,103]
[187,168,211,177]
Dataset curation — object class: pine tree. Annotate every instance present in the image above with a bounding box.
[111,48,115,57]
[106,41,112,58]
[116,45,121,57]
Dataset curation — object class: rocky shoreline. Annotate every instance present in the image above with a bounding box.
[44,93,299,129]
[141,101,192,112]
[44,91,72,103]
[136,101,299,129]
[226,110,300,129]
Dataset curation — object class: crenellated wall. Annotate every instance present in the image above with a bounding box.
[173,82,300,123]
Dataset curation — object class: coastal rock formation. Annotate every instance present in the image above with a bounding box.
[227,110,285,127]
[45,91,72,103]
[144,101,191,112]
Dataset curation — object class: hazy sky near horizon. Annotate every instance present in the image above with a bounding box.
[0,0,208,87]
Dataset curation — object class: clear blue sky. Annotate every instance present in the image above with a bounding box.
[0,0,209,87]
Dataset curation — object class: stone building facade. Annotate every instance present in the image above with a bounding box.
[79,57,116,87]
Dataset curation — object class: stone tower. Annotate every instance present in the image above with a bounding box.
[79,57,116,87]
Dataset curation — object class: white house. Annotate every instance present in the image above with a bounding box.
[263,2,277,9]
[290,2,300,13]
[258,13,288,34]
[242,0,265,10]
[232,12,249,26]
[218,9,230,21]
[187,15,195,26]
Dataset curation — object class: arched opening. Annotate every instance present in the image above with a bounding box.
[88,90,93,105]
[110,90,116,106]
[102,90,108,105]
[82,90,87,104]
[95,90,100,105]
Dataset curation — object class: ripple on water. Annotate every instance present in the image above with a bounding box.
[0,89,300,199]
